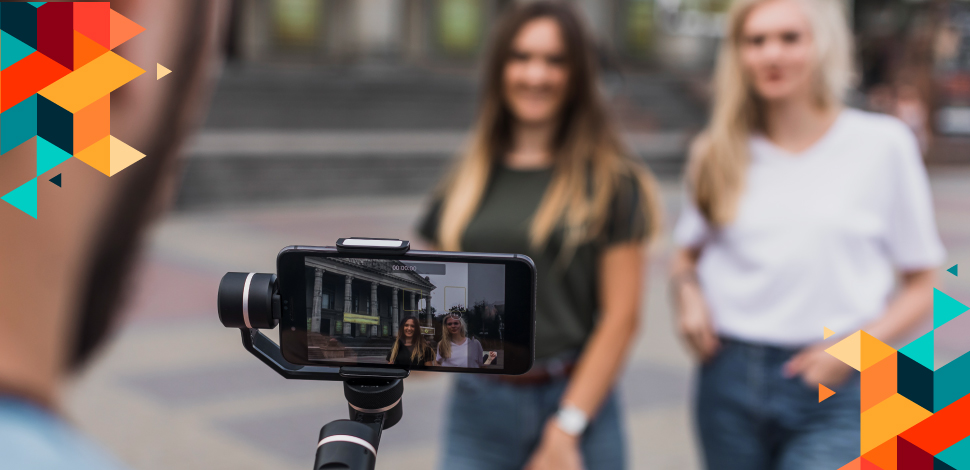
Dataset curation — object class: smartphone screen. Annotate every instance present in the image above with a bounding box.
[277,247,535,375]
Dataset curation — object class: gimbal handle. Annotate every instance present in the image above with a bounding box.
[240,328,406,470]
[313,377,404,470]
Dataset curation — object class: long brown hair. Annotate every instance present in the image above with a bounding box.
[436,1,660,260]
[689,0,852,226]
[389,316,432,364]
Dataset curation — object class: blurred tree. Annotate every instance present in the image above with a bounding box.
[272,0,321,47]
[436,0,483,57]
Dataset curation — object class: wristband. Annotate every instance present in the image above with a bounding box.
[555,405,589,437]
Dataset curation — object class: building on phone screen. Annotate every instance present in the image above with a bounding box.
[306,258,436,336]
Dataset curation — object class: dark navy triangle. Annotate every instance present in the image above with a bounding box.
[0,3,38,49]
[49,173,61,187]
[935,457,957,470]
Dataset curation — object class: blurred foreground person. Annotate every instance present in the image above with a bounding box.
[0,2,225,468]
[418,2,661,469]
[670,0,944,468]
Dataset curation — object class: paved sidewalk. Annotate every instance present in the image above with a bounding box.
[65,170,970,470]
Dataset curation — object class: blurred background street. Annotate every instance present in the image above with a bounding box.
[61,0,970,468]
[65,173,970,470]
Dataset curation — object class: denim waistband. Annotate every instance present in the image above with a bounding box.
[718,336,805,353]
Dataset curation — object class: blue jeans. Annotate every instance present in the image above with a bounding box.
[696,339,861,470]
[438,374,626,470]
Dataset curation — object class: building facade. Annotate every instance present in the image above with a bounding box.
[226,0,729,71]
[304,258,436,339]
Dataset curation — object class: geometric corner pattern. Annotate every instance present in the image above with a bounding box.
[826,273,970,469]
[0,2,146,218]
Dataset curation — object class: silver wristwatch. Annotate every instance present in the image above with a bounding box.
[555,405,589,437]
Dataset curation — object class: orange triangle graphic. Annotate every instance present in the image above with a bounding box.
[109,9,145,50]
[73,94,110,155]
[819,384,836,402]
[838,457,862,470]
[860,458,885,470]
[73,31,108,70]
[75,135,111,176]
[862,436,897,470]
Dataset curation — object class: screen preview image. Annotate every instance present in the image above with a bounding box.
[304,257,507,369]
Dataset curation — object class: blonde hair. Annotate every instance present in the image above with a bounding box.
[435,1,661,261]
[690,0,853,225]
[438,315,468,360]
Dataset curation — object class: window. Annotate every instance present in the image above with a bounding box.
[352,290,370,314]
[320,288,334,310]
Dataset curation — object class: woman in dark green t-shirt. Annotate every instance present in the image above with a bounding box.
[386,316,435,367]
[417,2,661,469]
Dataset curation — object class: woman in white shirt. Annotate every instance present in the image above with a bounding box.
[437,314,497,368]
[670,0,944,468]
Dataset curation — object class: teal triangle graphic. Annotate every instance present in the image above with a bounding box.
[1,178,38,218]
[36,136,72,176]
[948,264,959,277]
[937,435,970,470]
[935,288,970,329]
[900,330,935,371]
[28,2,46,7]
[1,30,36,71]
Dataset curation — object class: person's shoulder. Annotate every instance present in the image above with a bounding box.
[604,161,647,207]
[840,108,913,142]
[841,108,922,162]
[0,399,129,470]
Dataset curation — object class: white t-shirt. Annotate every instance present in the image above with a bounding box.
[673,109,945,346]
[437,340,469,367]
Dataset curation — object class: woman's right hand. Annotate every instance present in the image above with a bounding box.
[675,278,720,362]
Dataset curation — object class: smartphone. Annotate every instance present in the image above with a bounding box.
[276,246,536,375]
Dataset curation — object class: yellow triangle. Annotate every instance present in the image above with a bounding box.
[860,331,896,371]
[825,331,862,371]
[824,327,835,340]
[819,383,836,402]
[157,63,171,80]
[108,135,146,176]
[75,135,111,176]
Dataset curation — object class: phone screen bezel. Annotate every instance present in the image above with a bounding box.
[277,246,536,375]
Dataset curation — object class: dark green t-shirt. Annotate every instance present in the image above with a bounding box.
[417,166,649,360]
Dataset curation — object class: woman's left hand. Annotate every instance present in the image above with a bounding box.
[524,421,584,470]
[783,343,853,388]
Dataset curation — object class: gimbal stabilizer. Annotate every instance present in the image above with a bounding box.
[217,238,414,470]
